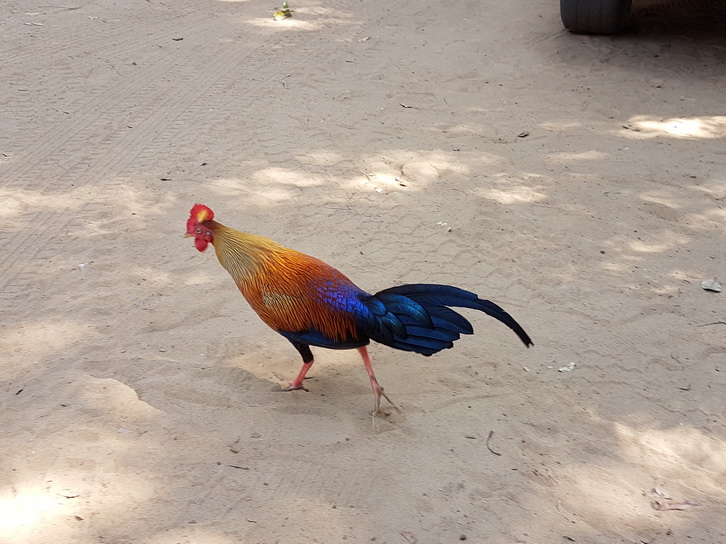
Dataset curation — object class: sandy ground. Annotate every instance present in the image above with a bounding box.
[2,0,726,542]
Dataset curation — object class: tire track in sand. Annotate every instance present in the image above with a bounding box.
[0,21,265,292]
[0,1,217,69]
[0,0,387,296]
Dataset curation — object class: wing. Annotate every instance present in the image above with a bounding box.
[237,252,370,347]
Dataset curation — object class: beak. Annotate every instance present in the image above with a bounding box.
[184,233,193,238]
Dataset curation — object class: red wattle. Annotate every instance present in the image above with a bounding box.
[194,238,209,252]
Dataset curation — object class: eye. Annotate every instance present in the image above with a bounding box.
[196,228,202,234]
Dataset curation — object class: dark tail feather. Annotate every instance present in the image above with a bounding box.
[474,298,534,348]
[360,283,533,355]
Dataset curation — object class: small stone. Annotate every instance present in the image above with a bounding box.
[701,279,721,292]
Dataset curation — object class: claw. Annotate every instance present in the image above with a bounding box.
[280,360,313,392]
[281,379,309,392]
[370,380,400,415]
[358,346,401,415]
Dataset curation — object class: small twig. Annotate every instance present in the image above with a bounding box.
[48,6,83,13]
[651,499,698,511]
[486,430,501,456]
[105,60,122,76]
[227,464,250,470]
[697,320,726,327]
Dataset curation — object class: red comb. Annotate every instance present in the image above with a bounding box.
[190,203,214,223]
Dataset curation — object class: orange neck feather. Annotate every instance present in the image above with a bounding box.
[207,221,361,340]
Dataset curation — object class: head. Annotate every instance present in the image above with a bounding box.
[186,203,215,252]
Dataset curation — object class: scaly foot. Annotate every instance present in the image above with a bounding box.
[281,378,309,392]
[278,360,314,392]
[370,379,401,415]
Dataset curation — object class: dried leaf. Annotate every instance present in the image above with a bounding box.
[58,490,80,499]
[400,531,418,543]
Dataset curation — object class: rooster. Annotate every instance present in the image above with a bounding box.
[186,204,532,413]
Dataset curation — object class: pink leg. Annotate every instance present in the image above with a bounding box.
[282,361,313,391]
[282,342,315,391]
[357,346,399,413]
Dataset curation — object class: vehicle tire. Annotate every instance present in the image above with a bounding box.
[560,0,633,34]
